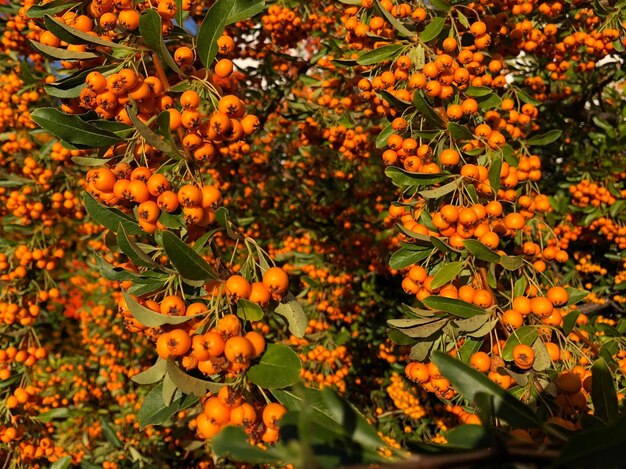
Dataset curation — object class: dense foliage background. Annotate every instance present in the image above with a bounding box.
[0,0,625,467]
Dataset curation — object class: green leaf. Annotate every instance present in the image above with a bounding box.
[166,358,225,396]
[161,230,219,281]
[30,40,99,60]
[374,0,413,37]
[477,93,502,110]
[132,359,167,385]
[410,340,434,360]
[420,17,446,42]
[389,246,432,270]
[458,338,483,363]
[247,344,302,389]
[499,255,523,271]
[447,122,473,140]
[385,166,451,188]
[321,386,385,448]
[431,261,463,290]
[357,44,403,65]
[554,417,626,468]
[566,287,589,305]
[44,65,116,98]
[501,326,538,361]
[591,358,618,424]
[488,156,502,193]
[464,86,493,97]
[196,0,234,68]
[274,293,307,338]
[527,130,562,146]
[212,426,283,464]
[237,298,264,321]
[376,121,394,149]
[138,383,199,428]
[117,223,165,270]
[532,340,551,371]
[127,107,180,159]
[27,0,80,17]
[378,90,411,110]
[562,310,580,335]
[413,91,444,127]
[44,14,133,50]
[227,0,265,23]
[100,418,122,448]
[463,239,501,263]
[432,352,543,428]
[215,206,236,239]
[445,425,490,449]
[139,9,182,74]
[272,385,335,423]
[388,318,447,338]
[122,290,196,327]
[422,296,486,318]
[49,456,72,469]
[420,179,459,199]
[31,108,122,148]
[82,192,142,235]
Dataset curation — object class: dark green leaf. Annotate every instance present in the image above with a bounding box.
[166,358,225,396]
[566,287,589,305]
[117,223,165,270]
[554,417,626,468]
[30,40,99,60]
[422,296,486,318]
[527,130,562,146]
[374,0,413,37]
[247,344,302,389]
[196,0,235,68]
[226,0,265,23]
[138,383,199,428]
[562,310,580,335]
[431,261,463,290]
[376,121,394,149]
[357,44,403,65]
[139,9,182,74]
[82,192,142,235]
[212,426,283,463]
[100,418,122,448]
[44,14,133,50]
[49,456,72,469]
[420,17,446,42]
[501,326,537,361]
[499,255,523,271]
[321,387,384,448]
[488,157,502,193]
[31,108,122,148]
[448,122,473,140]
[591,358,618,424]
[27,0,80,17]
[432,352,543,428]
[464,87,493,97]
[122,290,196,327]
[237,298,264,321]
[385,166,451,188]
[445,425,490,449]
[463,239,501,263]
[413,91,444,127]
[389,247,433,270]
[127,107,180,159]
[161,230,219,281]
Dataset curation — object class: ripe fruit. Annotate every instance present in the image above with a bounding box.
[512,344,535,370]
